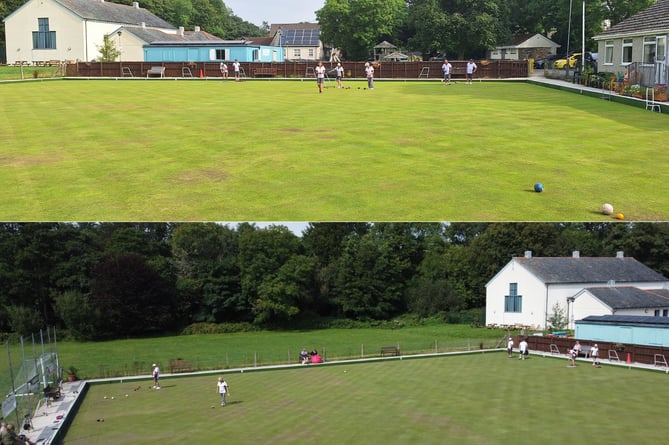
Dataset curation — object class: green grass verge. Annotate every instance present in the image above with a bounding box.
[0,65,63,80]
[50,324,507,380]
[1,79,667,220]
[62,353,666,445]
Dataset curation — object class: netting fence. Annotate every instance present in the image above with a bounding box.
[1,328,61,429]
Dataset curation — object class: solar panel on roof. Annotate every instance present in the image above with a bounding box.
[281,29,320,46]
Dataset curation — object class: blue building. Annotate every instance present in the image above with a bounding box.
[116,25,284,63]
[144,39,284,63]
[576,315,669,347]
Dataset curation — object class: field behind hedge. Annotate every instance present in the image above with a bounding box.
[1,79,667,221]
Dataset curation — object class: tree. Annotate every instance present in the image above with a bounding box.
[97,34,120,62]
[547,302,567,330]
[89,254,176,338]
[237,225,303,324]
[407,0,505,59]
[170,223,241,323]
[317,0,408,60]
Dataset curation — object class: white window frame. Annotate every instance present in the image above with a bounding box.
[656,36,666,63]
[643,36,656,64]
[622,38,633,65]
[293,48,301,58]
[604,40,614,65]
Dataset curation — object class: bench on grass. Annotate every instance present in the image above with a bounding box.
[380,346,400,357]
[253,67,277,77]
[169,358,192,373]
[146,66,165,78]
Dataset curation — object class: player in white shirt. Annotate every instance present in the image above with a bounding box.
[335,63,345,88]
[441,59,452,85]
[315,61,327,93]
[364,62,374,89]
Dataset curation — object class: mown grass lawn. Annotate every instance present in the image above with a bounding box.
[1,79,667,221]
[62,353,667,445]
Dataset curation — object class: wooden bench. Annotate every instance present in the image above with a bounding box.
[146,66,166,78]
[380,346,400,357]
[253,67,277,77]
[169,358,192,373]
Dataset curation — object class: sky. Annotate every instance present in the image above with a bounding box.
[224,0,326,26]
[221,222,310,236]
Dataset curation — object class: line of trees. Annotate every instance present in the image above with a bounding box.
[0,0,655,64]
[0,222,667,340]
[316,0,655,60]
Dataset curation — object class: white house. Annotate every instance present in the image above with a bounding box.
[4,0,176,65]
[489,33,560,62]
[270,23,323,61]
[592,0,669,85]
[485,251,669,330]
[572,286,669,320]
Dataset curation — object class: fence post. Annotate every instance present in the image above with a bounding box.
[254,352,257,367]
[361,344,364,358]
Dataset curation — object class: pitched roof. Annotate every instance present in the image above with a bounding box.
[55,0,174,29]
[513,255,667,284]
[594,0,669,38]
[581,286,669,309]
[269,23,320,36]
[122,26,224,45]
[579,314,669,327]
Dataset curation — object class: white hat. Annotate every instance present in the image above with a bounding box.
[152,364,157,367]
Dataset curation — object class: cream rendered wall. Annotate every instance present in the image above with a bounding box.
[486,261,548,329]
[5,0,83,64]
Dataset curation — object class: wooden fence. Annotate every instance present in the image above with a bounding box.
[518,335,669,366]
[66,60,529,79]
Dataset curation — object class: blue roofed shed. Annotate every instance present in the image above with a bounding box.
[576,315,669,347]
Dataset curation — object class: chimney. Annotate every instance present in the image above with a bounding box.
[194,26,201,32]
[616,251,624,259]
[178,26,184,36]
[133,2,139,8]
[524,251,532,259]
[572,251,580,258]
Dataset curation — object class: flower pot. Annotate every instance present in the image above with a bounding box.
[67,373,77,382]
[655,93,668,102]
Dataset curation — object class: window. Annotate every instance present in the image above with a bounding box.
[663,309,668,317]
[655,309,660,316]
[605,41,614,64]
[252,49,259,61]
[293,49,301,58]
[32,18,56,49]
[504,283,522,313]
[308,48,314,58]
[214,49,227,60]
[622,39,633,64]
[657,36,666,62]
[643,36,656,64]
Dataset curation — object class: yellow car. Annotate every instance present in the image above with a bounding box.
[554,53,581,69]
[554,52,596,69]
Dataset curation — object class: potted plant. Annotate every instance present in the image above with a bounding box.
[654,84,667,101]
[66,366,78,382]
[629,84,643,98]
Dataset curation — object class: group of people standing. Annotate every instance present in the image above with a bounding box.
[219,60,242,81]
[441,58,478,85]
[315,61,349,92]
[506,337,601,367]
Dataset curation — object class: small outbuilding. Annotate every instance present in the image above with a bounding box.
[576,315,669,348]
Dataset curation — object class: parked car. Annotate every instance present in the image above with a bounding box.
[534,54,559,69]
[554,52,595,69]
